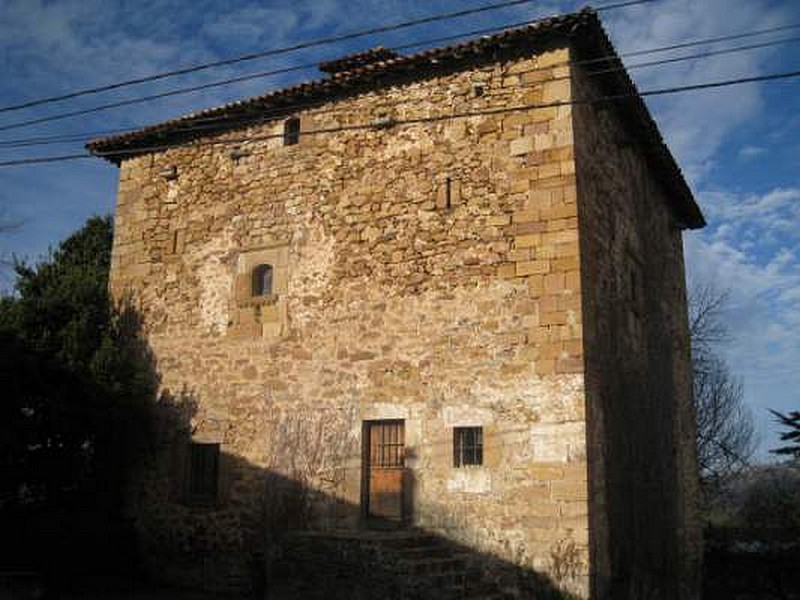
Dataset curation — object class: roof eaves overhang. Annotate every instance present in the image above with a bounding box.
[85,10,590,163]
[86,7,704,229]
[567,20,705,229]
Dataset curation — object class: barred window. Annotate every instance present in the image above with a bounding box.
[188,442,219,505]
[284,117,300,146]
[252,264,273,297]
[453,427,483,467]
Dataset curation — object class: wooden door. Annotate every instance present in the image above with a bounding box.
[365,420,405,522]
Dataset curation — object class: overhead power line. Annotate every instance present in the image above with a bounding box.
[0,1,641,135]
[2,30,799,149]
[0,0,649,135]
[610,35,800,75]
[0,0,650,116]
[0,9,615,148]
[1,67,798,168]
[0,14,796,138]
[622,22,800,58]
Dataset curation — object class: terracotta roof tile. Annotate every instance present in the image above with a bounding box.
[87,9,588,157]
[319,47,399,74]
[86,7,704,228]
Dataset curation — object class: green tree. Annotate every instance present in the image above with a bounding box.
[770,410,800,459]
[0,216,156,578]
[1,215,113,369]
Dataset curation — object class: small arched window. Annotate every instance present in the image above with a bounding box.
[283,117,300,146]
[252,264,273,297]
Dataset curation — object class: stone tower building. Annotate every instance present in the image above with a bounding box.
[89,8,704,600]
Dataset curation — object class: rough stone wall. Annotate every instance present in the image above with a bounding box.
[571,66,702,599]
[110,45,593,595]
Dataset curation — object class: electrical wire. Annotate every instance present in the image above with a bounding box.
[1,19,797,140]
[0,0,642,115]
[1,67,797,168]
[594,35,800,78]
[0,0,651,134]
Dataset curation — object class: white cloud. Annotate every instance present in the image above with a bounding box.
[712,185,794,208]
[738,145,767,161]
[1,0,797,456]
[200,6,301,47]
[603,0,793,183]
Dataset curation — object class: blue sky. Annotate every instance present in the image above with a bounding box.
[1,0,798,458]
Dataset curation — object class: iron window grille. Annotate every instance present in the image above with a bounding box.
[453,426,483,467]
[370,421,405,468]
[188,442,219,505]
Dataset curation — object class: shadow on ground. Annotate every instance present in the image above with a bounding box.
[0,299,571,600]
[132,412,582,600]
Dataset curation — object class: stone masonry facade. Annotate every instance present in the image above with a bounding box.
[93,10,703,600]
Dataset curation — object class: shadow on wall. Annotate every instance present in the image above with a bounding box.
[1,296,581,599]
[134,395,582,600]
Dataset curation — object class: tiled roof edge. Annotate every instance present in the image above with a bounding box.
[570,17,704,228]
[86,9,591,158]
[86,7,704,229]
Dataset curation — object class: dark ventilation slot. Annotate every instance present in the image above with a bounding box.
[284,117,300,146]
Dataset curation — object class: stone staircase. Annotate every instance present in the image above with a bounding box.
[267,529,516,600]
[203,556,255,596]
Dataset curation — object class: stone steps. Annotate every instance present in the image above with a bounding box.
[268,529,510,599]
[399,556,466,576]
[208,561,253,596]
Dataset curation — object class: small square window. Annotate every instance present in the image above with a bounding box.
[188,442,219,505]
[453,427,483,467]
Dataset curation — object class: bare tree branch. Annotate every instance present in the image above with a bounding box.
[689,283,756,484]
[689,283,731,359]
[0,209,24,277]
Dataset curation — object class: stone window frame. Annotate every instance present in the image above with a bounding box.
[453,426,484,468]
[235,245,288,306]
[229,243,289,339]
